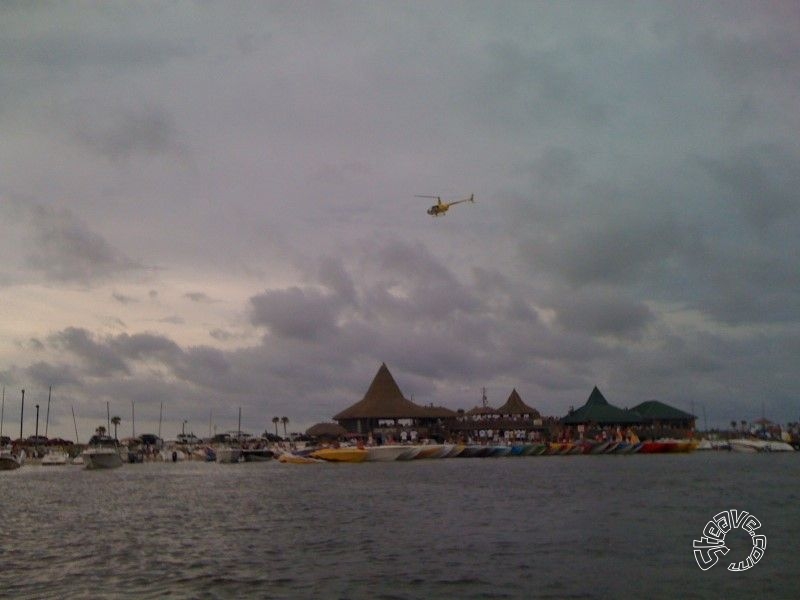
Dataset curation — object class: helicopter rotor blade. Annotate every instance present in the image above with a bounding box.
[414,195,440,200]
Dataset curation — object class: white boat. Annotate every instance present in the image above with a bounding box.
[365,445,409,462]
[396,445,423,460]
[82,435,123,469]
[730,438,795,453]
[215,446,242,463]
[41,449,69,466]
[0,449,22,470]
[444,444,465,458]
[763,440,795,452]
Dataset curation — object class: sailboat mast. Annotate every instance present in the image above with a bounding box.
[45,386,52,438]
[131,401,136,438]
[238,406,242,440]
[1,386,5,440]
[71,405,80,444]
[158,401,163,438]
[20,389,25,440]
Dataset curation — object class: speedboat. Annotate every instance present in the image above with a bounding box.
[487,445,512,457]
[730,439,795,453]
[309,447,368,463]
[278,452,324,464]
[527,443,548,455]
[41,449,69,466]
[415,444,450,459]
[82,435,123,470]
[508,444,527,456]
[444,444,465,457]
[365,445,410,461]
[396,445,423,460]
[456,445,481,458]
[0,449,22,470]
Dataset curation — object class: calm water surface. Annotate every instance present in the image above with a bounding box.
[1,453,799,599]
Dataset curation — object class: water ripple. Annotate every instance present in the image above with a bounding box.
[1,455,799,598]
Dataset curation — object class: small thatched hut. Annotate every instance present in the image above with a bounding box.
[306,422,348,441]
[496,388,541,419]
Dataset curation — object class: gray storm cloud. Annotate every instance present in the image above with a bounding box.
[1,2,798,437]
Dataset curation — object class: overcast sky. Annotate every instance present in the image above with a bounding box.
[1,1,798,440]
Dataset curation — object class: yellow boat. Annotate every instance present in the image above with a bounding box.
[309,447,368,463]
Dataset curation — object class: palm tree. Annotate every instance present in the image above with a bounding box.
[95,425,107,437]
[281,416,289,439]
[111,416,121,440]
[272,416,279,438]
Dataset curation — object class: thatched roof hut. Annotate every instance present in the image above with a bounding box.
[306,422,347,440]
[465,405,498,417]
[496,389,541,418]
[333,363,428,420]
[418,405,459,419]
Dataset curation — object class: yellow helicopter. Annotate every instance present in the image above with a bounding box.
[415,193,475,217]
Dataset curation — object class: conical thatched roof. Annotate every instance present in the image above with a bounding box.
[306,422,347,438]
[496,389,540,417]
[333,363,428,420]
[561,386,641,425]
[466,405,498,416]
[418,405,459,418]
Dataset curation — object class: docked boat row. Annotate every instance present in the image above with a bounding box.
[4,363,796,473]
[277,438,705,463]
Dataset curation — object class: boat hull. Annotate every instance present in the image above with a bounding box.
[0,455,21,470]
[366,445,409,462]
[415,445,449,459]
[309,448,368,463]
[396,445,423,460]
[488,446,512,457]
[41,451,69,466]
[82,449,123,470]
[730,439,795,453]
[278,453,324,464]
[445,444,465,458]
[241,449,275,462]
